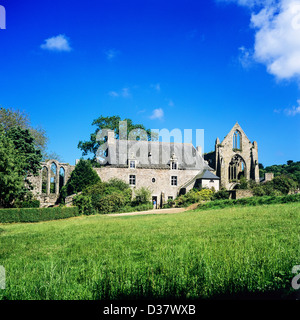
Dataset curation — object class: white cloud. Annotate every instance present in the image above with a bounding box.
[150,108,164,120]
[40,34,72,52]
[273,99,300,115]
[108,91,119,97]
[108,88,131,98]
[238,46,254,68]
[284,99,300,115]
[121,88,131,97]
[168,100,175,107]
[251,0,300,80]
[151,83,161,92]
[104,49,119,60]
[224,0,300,81]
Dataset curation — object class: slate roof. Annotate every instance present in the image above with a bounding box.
[105,139,212,171]
[195,169,220,180]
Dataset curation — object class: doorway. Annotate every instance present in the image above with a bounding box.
[152,196,158,209]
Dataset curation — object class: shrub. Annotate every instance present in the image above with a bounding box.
[73,194,94,215]
[0,206,80,223]
[212,188,230,200]
[94,192,128,214]
[174,188,214,207]
[235,176,248,189]
[252,185,266,197]
[133,187,152,205]
[271,175,298,195]
[196,194,300,211]
[61,160,101,198]
[19,199,40,208]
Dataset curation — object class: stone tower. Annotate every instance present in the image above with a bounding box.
[204,123,259,189]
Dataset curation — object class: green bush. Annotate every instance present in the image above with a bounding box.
[271,175,298,195]
[212,188,230,200]
[197,194,300,211]
[133,187,152,205]
[60,160,101,199]
[73,194,94,215]
[19,199,40,208]
[0,206,80,223]
[94,192,129,214]
[175,188,215,207]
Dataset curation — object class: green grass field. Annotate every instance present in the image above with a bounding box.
[0,202,300,300]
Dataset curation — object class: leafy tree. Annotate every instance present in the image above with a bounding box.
[78,115,157,163]
[61,160,101,198]
[0,126,42,207]
[0,107,60,161]
[259,160,300,187]
[270,174,297,195]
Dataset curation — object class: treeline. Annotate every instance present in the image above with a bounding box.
[260,160,300,186]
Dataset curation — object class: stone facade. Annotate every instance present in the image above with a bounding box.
[94,166,203,208]
[204,123,259,190]
[29,123,258,207]
[229,189,254,199]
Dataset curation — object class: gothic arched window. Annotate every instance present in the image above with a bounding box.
[233,130,241,150]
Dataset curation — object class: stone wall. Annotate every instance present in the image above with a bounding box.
[95,166,200,208]
[28,160,75,207]
[229,189,254,200]
[205,123,259,190]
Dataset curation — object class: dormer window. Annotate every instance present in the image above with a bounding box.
[129,160,136,169]
[171,161,177,170]
[170,153,178,170]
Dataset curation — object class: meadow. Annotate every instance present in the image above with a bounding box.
[0,202,300,300]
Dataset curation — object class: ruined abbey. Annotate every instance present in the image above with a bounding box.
[28,123,260,208]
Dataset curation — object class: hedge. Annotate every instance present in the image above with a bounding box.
[196,193,300,211]
[0,206,80,224]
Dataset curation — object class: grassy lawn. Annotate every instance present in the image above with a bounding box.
[0,202,300,300]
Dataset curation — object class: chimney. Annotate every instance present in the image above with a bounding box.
[264,172,274,182]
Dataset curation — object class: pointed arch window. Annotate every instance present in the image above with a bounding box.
[233,130,241,150]
[41,167,48,194]
[59,167,65,191]
[50,162,57,194]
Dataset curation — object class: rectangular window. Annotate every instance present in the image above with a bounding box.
[130,160,136,168]
[171,162,177,170]
[129,175,136,185]
[171,176,177,186]
[168,196,173,200]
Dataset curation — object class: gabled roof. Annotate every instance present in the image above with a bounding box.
[196,169,220,180]
[179,169,220,190]
[221,122,251,145]
[106,139,212,171]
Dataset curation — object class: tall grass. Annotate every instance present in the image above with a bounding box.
[0,202,299,300]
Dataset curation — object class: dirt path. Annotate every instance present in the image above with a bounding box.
[107,207,188,217]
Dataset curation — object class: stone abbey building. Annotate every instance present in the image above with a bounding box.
[29,123,260,208]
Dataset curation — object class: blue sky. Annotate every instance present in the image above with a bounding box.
[0,0,299,166]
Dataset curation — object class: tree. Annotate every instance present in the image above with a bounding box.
[270,175,298,195]
[78,115,157,162]
[0,126,42,207]
[0,107,60,160]
[61,159,101,197]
